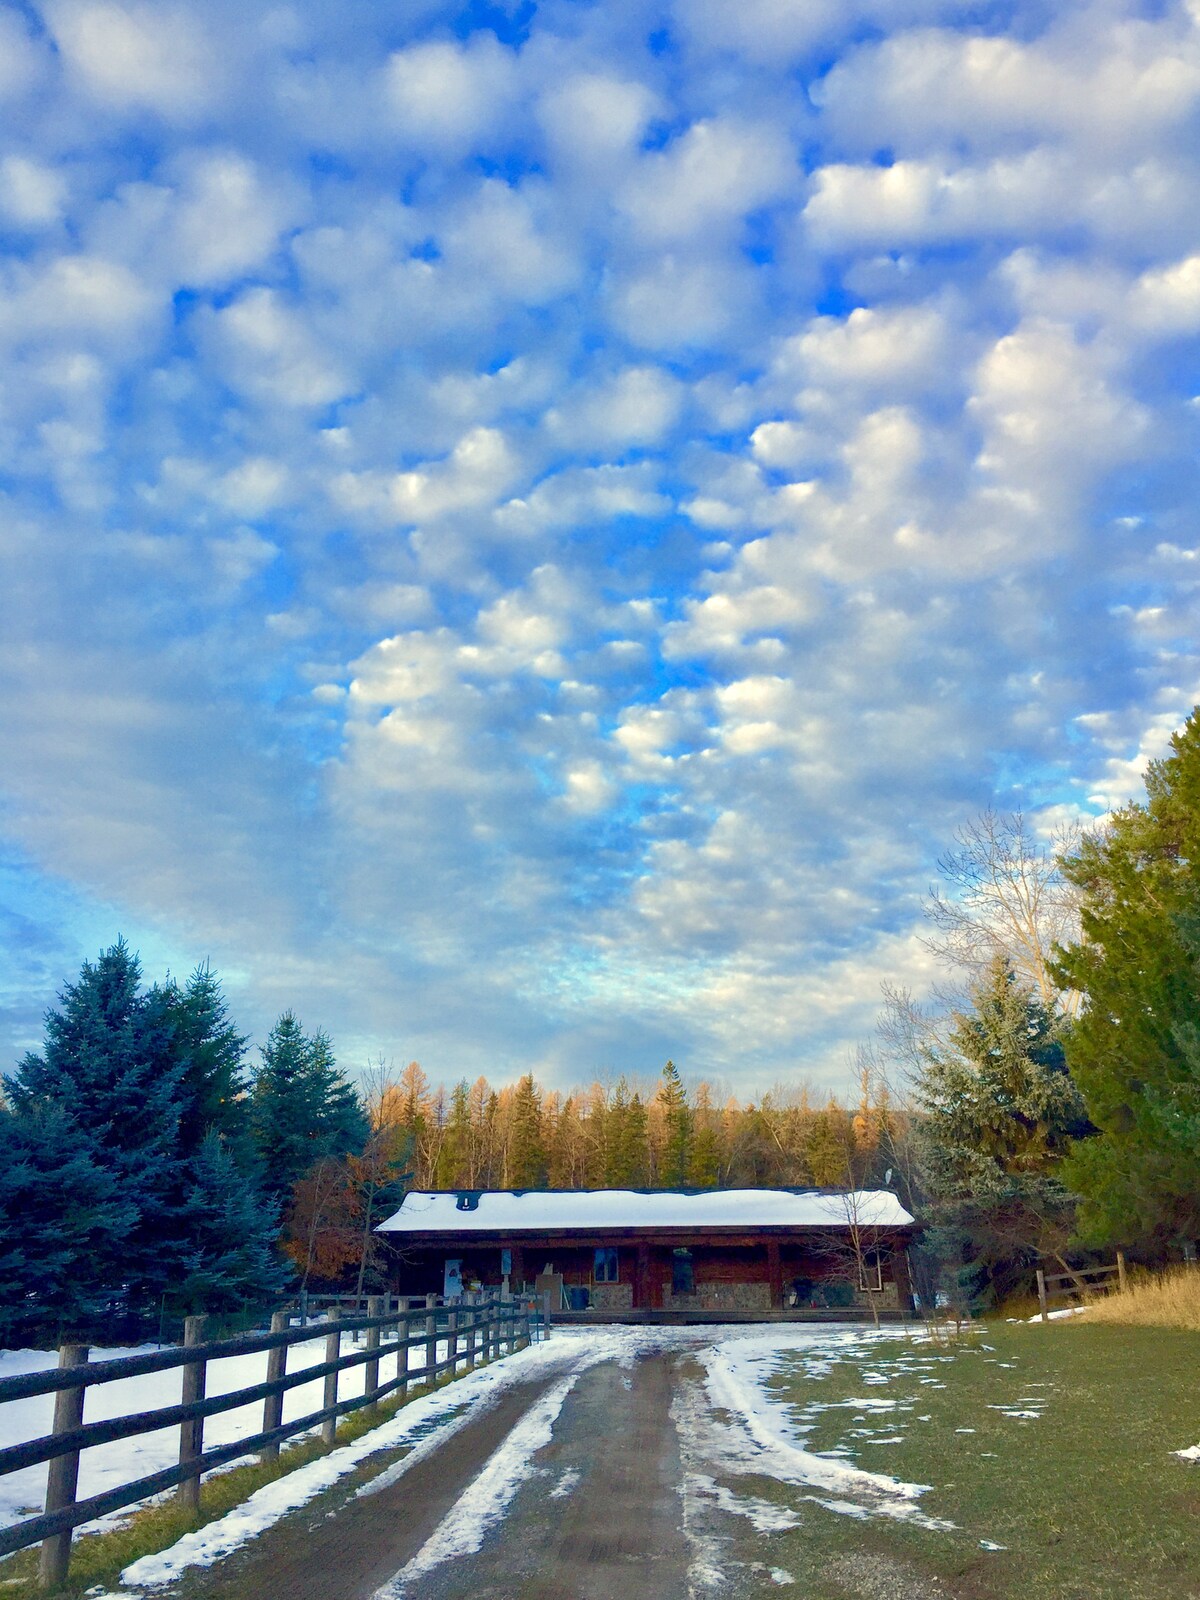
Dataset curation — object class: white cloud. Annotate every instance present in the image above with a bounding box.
[383,35,519,155]
[619,118,796,243]
[537,73,660,172]
[45,1,220,117]
[207,287,352,408]
[545,366,683,451]
[167,151,302,288]
[0,157,68,227]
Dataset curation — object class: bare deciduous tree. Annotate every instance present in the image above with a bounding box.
[922,809,1085,1016]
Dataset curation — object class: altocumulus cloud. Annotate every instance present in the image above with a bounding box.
[1,0,1199,1088]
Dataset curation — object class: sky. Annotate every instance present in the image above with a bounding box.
[1,0,1199,1095]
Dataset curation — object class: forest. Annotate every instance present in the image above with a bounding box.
[4,705,1200,1335]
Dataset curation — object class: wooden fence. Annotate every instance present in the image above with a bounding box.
[1036,1254,1127,1320]
[0,1291,545,1590]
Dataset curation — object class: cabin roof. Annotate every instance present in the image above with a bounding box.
[376,1186,914,1234]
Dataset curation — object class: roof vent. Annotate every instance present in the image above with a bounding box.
[455,1192,481,1211]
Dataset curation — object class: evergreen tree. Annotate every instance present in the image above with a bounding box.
[172,964,252,1158]
[604,1078,632,1184]
[436,1080,472,1188]
[176,1132,287,1313]
[917,955,1087,1307]
[0,1102,136,1336]
[657,1060,692,1187]
[1055,708,1200,1248]
[688,1086,722,1187]
[252,1013,367,1202]
[6,941,188,1300]
[507,1073,547,1187]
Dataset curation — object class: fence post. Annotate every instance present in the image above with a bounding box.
[37,1343,89,1593]
[177,1316,208,1512]
[468,1296,479,1369]
[1036,1268,1049,1323]
[396,1299,410,1402]
[1117,1251,1128,1294]
[298,1287,309,1327]
[448,1307,460,1377]
[425,1292,438,1385]
[542,1289,553,1340]
[321,1310,341,1448]
[261,1310,289,1463]
[365,1295,383,1413]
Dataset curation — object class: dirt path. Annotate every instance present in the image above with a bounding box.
[403,1352,690,1600]
[170,1373,569,1600]
[171,1352,690,1600]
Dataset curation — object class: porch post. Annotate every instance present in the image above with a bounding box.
[766,1238,783,1309]
[636,1242,651,1310]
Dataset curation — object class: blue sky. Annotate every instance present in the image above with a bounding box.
[2,0,1199,1093]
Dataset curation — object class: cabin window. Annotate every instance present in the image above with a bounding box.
[672,1249,694,1295]
[593,1247,619,1283]
[858,1252,884,1292]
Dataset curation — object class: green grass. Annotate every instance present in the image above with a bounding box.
[747,1322,1200,1600]
[0,1360,485,1600]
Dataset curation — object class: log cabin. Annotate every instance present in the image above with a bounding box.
[376,1188,916,1317]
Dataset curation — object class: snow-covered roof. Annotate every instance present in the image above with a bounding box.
[377,1188,914,1234]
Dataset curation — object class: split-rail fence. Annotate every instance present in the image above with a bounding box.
[1035,1254,1127,1319]
[0,1291,545,1590]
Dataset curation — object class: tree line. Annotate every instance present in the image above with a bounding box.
[4,704,1199,1332]
[0,946,892,1337]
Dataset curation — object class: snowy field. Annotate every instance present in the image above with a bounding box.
[0,1326,450,1536]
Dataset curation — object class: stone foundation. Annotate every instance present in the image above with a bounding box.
[663,1281,772,1311]
[590,1281,634,1311]
[857,1283,900,1309]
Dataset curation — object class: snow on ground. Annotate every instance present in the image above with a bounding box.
[0,1326,453,1536]
[678,1327,953,1533]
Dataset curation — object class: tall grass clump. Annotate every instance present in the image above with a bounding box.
[1085,1267,1200,1330]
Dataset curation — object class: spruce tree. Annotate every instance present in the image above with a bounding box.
[657,1060,692,1187]
[917,955,1087,1306]
[176,1132,288,1313]
[252,1013,367,1201]
[507,1073,547,1187]
[6,941,188,1301]
[0,1102,136,1336]
[173,964,252,1158]
[1055,707,1200,1248]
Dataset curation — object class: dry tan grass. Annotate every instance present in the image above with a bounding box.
[1084,1265,1200,1330]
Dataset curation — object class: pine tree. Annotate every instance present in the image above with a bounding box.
[436,1080,473,1188]
[1055,708,1200,1248]
[507,1073,547,1187]
[657,1060,692,1187]
[688,1085,722,1187]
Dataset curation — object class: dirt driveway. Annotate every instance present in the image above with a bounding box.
[157,1329,953,1600]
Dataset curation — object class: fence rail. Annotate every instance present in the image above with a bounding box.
[1036,1254,1126,1320]
[0,1291,547,1589]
